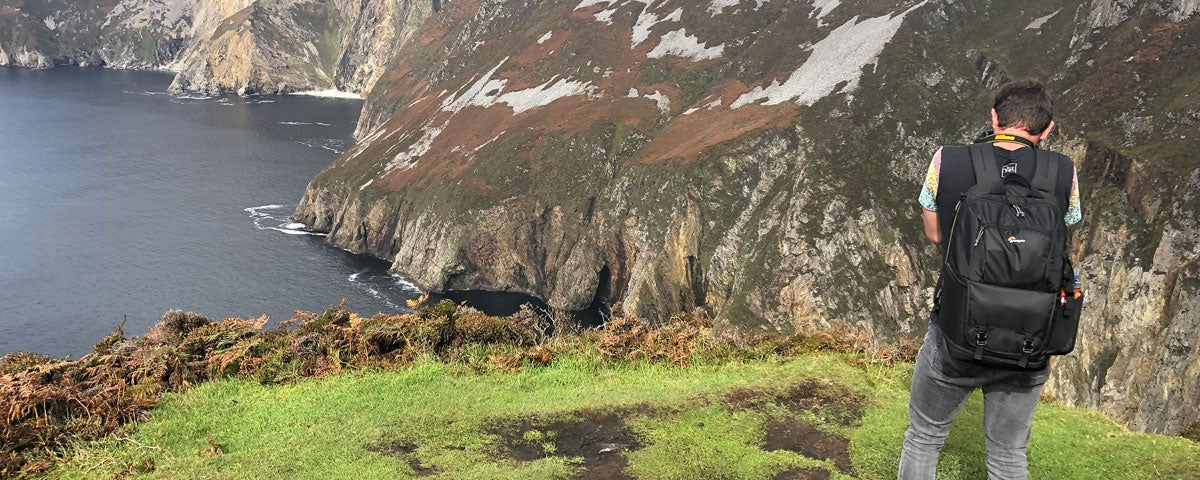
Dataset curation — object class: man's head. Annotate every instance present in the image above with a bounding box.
[991,79,1055,142]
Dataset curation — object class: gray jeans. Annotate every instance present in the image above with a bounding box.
[897,326,1050,480]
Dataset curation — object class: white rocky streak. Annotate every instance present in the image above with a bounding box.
[594,7,619,24]
[645,90,671,114]
[647,28,724,60]
[731,2,926,108]
[386,57,593,171]
[1025,9,1060,30]
[632,7,682,47]
[387,122,444,171]
[810,0,839,19]
[537,31,553,44]
[43,17,56,30]
[496,77,594,114]
[441,58,510,113]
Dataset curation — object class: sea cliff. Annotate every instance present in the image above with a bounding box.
[4,0,1199,435]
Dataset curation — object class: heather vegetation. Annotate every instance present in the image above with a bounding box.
[2,300,1198,479]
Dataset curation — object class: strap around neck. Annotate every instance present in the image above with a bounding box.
[981,133,1038,150]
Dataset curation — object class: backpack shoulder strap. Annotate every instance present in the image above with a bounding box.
[967,143,1001,186]
[1031,149,1060,197]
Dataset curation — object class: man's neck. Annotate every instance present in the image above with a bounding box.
[991,128,1039,151]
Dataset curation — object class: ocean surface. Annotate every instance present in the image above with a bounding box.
[0,68,425,357]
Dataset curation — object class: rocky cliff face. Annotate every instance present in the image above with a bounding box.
[167,0,435,95]
[0,0,433,95]
[7,0,1199,435]
[293,0,1200,435]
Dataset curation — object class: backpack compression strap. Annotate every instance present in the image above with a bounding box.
[1031,149,1060,198]
[967,143,1001,186]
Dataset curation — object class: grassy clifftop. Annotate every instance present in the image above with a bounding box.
[3,302,1197,479]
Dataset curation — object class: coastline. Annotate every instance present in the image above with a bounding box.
[288,89,364,100]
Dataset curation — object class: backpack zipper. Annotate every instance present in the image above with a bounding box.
[942,197,964,267]
[973,227,985,247]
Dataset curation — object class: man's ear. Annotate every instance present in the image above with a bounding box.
[1038,120,1056,142]
[991,109,1001,131]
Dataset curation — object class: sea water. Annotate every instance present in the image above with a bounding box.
[0,68,420,357]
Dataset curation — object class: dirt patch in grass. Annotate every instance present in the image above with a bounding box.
[763,417,852,473]
[724,379,865,475]
[366,440,435,476]
[385,380,865,478]
[489,407,657,479]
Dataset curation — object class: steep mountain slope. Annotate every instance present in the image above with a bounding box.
[293,0,1200,435]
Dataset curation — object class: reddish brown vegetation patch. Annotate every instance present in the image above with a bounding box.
[513,30,571,67]
[637,103,797,163]
[594,311,713,367]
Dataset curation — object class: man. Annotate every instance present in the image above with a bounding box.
[898,79,1081,479]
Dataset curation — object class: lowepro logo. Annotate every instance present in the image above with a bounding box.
[1007,236,1026,244]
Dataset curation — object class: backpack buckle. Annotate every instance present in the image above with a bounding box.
[1022,338,1035,354]
[975,331,988,346]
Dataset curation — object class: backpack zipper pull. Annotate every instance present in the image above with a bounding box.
[973,227,985,247]
[1012,204,1026,218]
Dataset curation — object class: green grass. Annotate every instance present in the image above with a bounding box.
[45,352,1199,479]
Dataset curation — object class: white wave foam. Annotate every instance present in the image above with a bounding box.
[391,274,423,292]
[297,139,349,154]
[172,93,213,100]
[245,204,327,236]
[360,286,404,311]
[279,121,334,126]
[245,204,285,213]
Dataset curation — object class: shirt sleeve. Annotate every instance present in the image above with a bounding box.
[918,148,942,211]
[1064,164,1081,226]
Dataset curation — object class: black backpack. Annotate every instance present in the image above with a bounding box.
[936,143,1083,370]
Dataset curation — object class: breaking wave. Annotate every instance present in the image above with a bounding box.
[297,138,350,153]
[279,121,334,126]
[244,204,327,236]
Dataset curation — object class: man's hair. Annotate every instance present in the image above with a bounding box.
[992,79,1053,135]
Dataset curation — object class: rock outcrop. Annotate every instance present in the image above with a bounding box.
[0,0,434,96]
